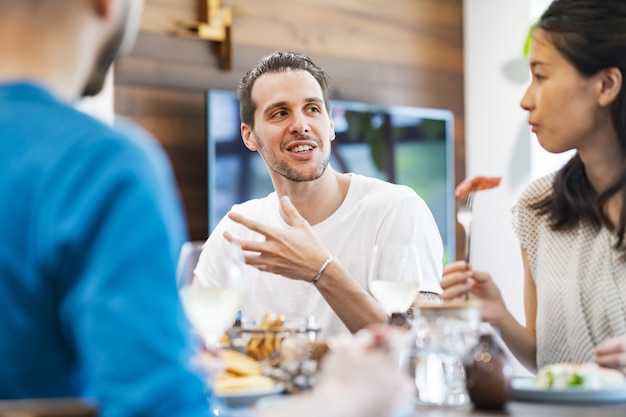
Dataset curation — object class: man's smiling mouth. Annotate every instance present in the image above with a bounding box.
[290,144,314,153]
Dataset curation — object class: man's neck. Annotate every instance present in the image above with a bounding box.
[0,8,94,101]
[276,170,351,226]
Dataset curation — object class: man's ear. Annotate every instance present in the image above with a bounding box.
[598,67,622,108]
[241,124,258,151]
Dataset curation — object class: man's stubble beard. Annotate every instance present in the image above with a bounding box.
[256,138,331,183]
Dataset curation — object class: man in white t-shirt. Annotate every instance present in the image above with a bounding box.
[195,51,443,338]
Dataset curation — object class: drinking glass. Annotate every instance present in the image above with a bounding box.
[177,241,247,351]
[367,244,423,324]
[413,301,481,406]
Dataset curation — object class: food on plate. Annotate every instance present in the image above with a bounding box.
[246,312,287,361]
[262,335,330,394]
[214,373,276,393]
[220,311,328,394]
[214,374,276,393]
[211,348,278,394]
[535,363,625,389]
[220,348,262,376]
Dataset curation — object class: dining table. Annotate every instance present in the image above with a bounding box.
[250,394,626,417]
[408,401,626,417]
[235,385,626,417]
[218,327,626,417]
[0,397,97,417]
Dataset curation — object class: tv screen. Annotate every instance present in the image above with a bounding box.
[206,90,455,261]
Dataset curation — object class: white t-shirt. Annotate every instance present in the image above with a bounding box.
[196,174,443,338]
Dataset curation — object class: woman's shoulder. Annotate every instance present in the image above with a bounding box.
[518,172,555,206]
[511,173,556,255]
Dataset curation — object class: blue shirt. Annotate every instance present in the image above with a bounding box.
[0,82,216,417]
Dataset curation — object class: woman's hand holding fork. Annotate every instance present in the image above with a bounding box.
[446,175,506,321]
[441,261,508,324]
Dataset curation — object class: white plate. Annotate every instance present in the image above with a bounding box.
[512,377,626,403]
[216,383,285,407]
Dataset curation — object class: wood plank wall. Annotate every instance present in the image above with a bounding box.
[114,0,466,259]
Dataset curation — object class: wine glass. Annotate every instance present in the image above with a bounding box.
[177,241,247,351]
[367,243,423,325]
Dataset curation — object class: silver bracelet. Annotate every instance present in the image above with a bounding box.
[311,255,334,285]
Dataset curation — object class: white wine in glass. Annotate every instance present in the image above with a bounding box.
[177,241,247,350]
[367,244,423,319]
[179,286,242,349]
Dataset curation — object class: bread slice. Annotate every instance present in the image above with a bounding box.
[214,374,276,393]
[220,349,262,376]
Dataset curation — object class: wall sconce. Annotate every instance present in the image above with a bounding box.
[175,0,233,70]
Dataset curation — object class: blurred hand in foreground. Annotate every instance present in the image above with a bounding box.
[256,325,414,417]
[455,176,502,198]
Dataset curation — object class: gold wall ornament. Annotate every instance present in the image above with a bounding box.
[175,0,233,70]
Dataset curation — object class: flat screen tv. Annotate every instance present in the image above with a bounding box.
[206,89,455,261]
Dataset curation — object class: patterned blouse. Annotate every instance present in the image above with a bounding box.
[512,173,626,369]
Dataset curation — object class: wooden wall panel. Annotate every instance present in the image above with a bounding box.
[116,36,463,113]
[115,0,466,259]
[139,0,462,70]
[114,84,208,238]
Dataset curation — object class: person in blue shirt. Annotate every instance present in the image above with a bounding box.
[0,1,212,416]
[0,1,411,417]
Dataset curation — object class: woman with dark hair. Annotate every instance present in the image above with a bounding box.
[442,0,626,375]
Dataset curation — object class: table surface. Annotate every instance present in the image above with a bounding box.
[252,390,626,417]
[410,401,626,417]
[0,398,97,417]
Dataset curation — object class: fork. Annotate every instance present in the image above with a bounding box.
[456,192,474,264]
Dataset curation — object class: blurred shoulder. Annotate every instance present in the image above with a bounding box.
[111,116,168,162]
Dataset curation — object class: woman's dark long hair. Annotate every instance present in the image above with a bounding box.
[531,0,626,248]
